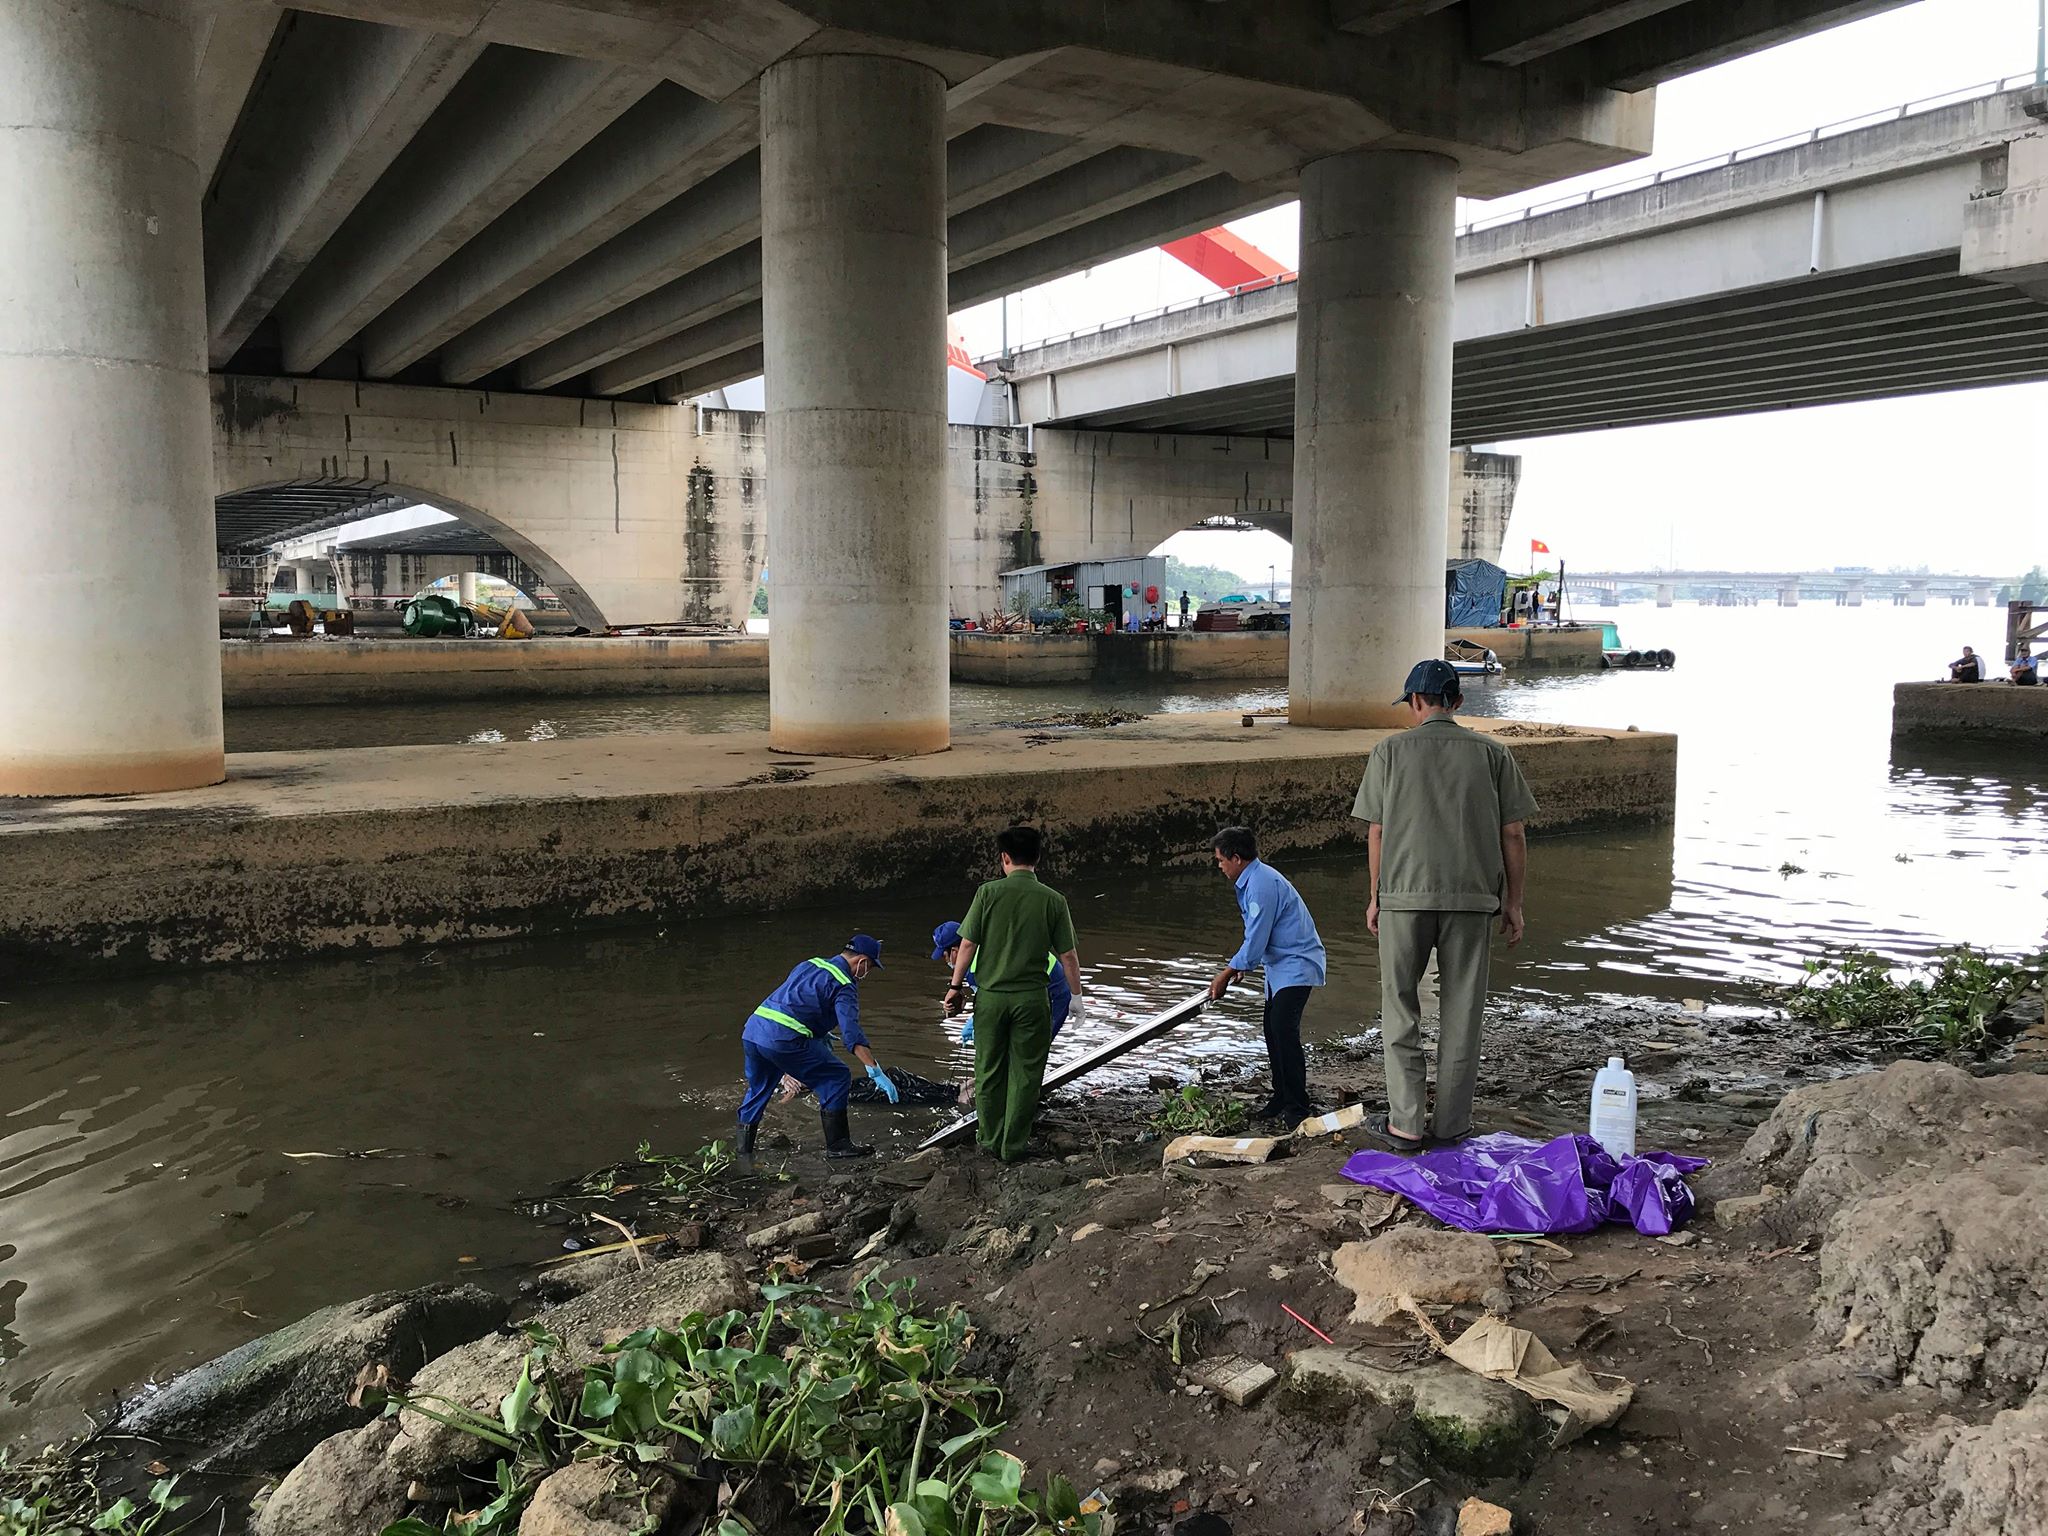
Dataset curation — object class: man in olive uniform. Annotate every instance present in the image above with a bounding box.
[1353,660,1537,1152]
[943,826,1083,1161]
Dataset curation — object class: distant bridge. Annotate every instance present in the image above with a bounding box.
[1571,570,2006,607]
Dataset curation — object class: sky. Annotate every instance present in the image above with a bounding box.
[947,0,2044,584]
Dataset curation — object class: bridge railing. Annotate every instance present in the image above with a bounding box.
[979,70,2034,367]
[1458,70,2031,235]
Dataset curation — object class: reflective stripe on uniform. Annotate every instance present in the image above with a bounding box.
[807,957,852,985]
[752,1005,813,1038]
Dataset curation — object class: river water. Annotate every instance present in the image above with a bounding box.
[3,603,2041,1443]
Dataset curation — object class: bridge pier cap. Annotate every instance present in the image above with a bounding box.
[0,0,225,796]
[1289,148,1458,730]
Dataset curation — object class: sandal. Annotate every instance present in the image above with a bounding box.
[1364,1111,1429,1156]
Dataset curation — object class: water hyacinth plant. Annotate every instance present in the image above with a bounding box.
[378,1271,1110,1536]
[1782,946,2045,1058]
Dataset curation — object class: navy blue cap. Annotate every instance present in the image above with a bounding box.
[930,920,964,961]
[846,933,884,968]
[1394,658,1462,704]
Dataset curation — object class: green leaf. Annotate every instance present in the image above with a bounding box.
[91,1500,138,1531]
[934,1426,997,1461]
[500,1361,538,1435]
[883,1504,926,1536]
[1046,1475,1083,1522]
[967,1452,1024,1508]
[711,1404,759,1458]
[578,1378,622,1421]
[379,1522,446,1536]
[612,1347,665,1385]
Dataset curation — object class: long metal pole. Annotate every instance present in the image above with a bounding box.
[2039,0,2045,88]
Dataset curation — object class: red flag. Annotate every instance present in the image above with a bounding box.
[1530,539,1551,554]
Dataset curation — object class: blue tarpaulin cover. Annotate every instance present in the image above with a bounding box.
[1445,559,1508,628]
[1341,1132,1709,1236]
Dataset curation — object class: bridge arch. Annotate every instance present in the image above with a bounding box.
[211,376,763,631]
[215,477,603,628]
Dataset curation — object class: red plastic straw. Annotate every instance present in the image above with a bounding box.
[1282,1303,1334,1344]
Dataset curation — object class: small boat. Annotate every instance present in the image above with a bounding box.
[1446,637,1502,677]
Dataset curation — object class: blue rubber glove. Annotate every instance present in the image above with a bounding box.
[867,1064,901,1104]
[959,1018,975,1045]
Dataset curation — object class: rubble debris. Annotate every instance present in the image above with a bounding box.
[1189,1355,1278,1407]
[1333,1228,1510,1325]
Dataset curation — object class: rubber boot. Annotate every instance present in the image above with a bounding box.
[735,1120,758,1156]
[820,1107,873,1160]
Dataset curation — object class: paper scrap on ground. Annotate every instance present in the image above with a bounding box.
[1295,1103,1366,1138]
[1443,1315,1633,1445]
[1162,1133,1284,1166]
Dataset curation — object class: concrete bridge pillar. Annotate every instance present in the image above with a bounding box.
[1845,579,1865,607]
[1906,579,1929,608]
[760,53,948,755]
[1289,149,1456,728]
[1656,583,1674,608]
[1973,583,1998,606]
[0,0,223,795]
[1778,583,1800,607]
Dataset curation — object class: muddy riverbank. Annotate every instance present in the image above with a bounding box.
[47,984,2048,1536]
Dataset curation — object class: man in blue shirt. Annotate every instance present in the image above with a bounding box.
[736,934,898,1160]
[929,919,1072,1044]
[1207,826,1328,1127]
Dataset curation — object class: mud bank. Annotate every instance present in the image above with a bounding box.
[0,713,1672,980]
[83,991,2048,1536]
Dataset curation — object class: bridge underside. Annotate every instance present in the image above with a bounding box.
[1042,261,2048,443]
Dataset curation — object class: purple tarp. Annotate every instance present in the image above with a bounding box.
[1340,1132,1710,1236]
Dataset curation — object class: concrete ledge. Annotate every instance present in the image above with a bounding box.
[1893,680,2048,740]
[948,631,1289,685]
[1449,626,1606,669]
[221,635,768,705]
[0,714,1673,978]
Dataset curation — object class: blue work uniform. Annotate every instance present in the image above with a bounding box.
[970,951,1072,1037]
[738,956,868,1124]
[1230,859,1327,995]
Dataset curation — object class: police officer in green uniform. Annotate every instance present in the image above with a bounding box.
[943,826,1082,1162]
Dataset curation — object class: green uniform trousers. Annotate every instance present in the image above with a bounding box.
[1377,908,1494,1141]
[974,986,1053,1162]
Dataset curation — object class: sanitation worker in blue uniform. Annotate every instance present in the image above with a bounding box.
[1206,825,1328,1127]
[929,919,1072,1044]
[736,934,899,1160]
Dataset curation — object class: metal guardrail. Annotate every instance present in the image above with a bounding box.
[978,70,2034,367]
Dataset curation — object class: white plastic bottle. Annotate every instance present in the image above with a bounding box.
[1590,1056,1638,1157]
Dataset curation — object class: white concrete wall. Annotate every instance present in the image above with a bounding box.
[212,376,763,630]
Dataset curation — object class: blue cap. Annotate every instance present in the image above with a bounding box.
[1394,658,1462,704]
[846,933,884,968]
[929,920,964,961]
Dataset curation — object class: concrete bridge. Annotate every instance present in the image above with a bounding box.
[1573,569,2007,608]
[2,0,1955,793]
[986,79,2048,442]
